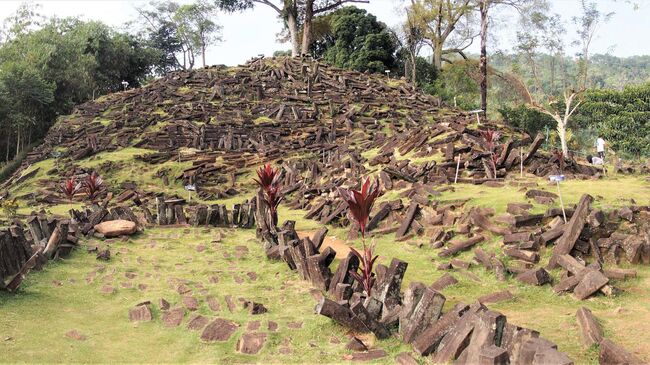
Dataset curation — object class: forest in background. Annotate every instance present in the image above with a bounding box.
[0,0,648,177]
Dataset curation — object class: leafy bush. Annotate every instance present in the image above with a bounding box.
[498,105,555,137]
[1,198,19,218]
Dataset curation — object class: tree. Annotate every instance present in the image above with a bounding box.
[408,0,477,71]
[215,0,370,57]
[394,7,427,84]
[0,13,159,162]
[215,0,301,56]
[138,0,222,70]
[509,0,611,155]
[174,2,222,67]
[476,0,538,117]
[300,0,369,55]
[310,7,397,73]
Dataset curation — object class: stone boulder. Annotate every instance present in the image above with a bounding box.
[94,220,137,238]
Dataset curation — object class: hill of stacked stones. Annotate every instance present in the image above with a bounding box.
[1,56,646,363]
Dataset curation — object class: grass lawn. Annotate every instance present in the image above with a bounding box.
[1,171,649,363]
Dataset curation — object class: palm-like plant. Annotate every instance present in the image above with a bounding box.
[60,176,81,202]
[337,177,381,296]
[480,128,501,177]
[254,163,283,227]
[84,171,104,203]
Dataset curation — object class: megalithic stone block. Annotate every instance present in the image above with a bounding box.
[411,303,470,356]
[575,307,603,347]
[328,252,360,295]
[401,288,445,344]
[548,194,593,269]
[372,258,408,311]
[456,310,507,364]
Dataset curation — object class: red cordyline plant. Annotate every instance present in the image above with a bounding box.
[480,128,501,177]
[84,171,104,203]
[479,129,501,152]
[254,163,283,227]
[60,176,81,201]
[337,177,381,296]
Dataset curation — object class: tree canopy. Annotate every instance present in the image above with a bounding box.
[310,7,397,73]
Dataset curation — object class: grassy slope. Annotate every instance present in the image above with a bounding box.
[1,173,649,363]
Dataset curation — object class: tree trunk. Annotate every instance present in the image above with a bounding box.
[433,41,443,71]
[202,43,206,68]
[287,9,300,57]
[6,132,10,162]
[555,115,568,156]
[301,0,314,56]
[479,0,489,118]
[410,52,417,84]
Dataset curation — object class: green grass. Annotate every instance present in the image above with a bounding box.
[0,227,413,363]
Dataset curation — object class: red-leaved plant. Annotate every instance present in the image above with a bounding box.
[480,128,501,177]
[60,176,81,202]
[84,171,104,203]
[337,177,381,296]
[254,163,283,227]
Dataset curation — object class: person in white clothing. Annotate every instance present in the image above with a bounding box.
[595,136,606,159]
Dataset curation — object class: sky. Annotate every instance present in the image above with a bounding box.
[0,0,648,66]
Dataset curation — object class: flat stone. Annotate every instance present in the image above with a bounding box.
[574,271,609,300]
[208,275,219,284]
[129,303,153,322]
[183,296,199,311]
[187,314,210,331]
[395,352,418,365]
[200,318,239,342]
[65,330,87,341]
[94,220,137,238]
[268,321,278,332]
[176,283,192,294]
[478,290,514,304]
[343,349,388,361]
[100,285,115,294]
[516,268,551,286]
[247,321,261,331]
[159,298,170,310]
[236,332,267,354]
[162,308,185,327]
[207,296,221,312]
[345,337,368,351]
[287,321,302,329]
[196,245,206,252]
[247,272,258,281]
[430,273,459,291]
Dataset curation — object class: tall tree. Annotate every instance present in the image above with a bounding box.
[174,2,222,67]
[215,0,301,56]
[408,0,477,71]
[300,0,369,55]
[509,1,610,155]
[309,7,397,73]
[138,1,222,70]
[476,0,537,117]
[215,0,370,57]
[395,7,427,84]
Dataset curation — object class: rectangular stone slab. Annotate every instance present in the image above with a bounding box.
[576,306,603,347]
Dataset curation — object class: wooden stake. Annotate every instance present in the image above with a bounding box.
[556,181,567,223]
[454,155,461,184]
[520,147,523,178]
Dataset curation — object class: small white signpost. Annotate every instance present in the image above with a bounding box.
[549,175,567,223]
[185,184,196,202]
[468,109,483,125]
[121,80,129,91]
